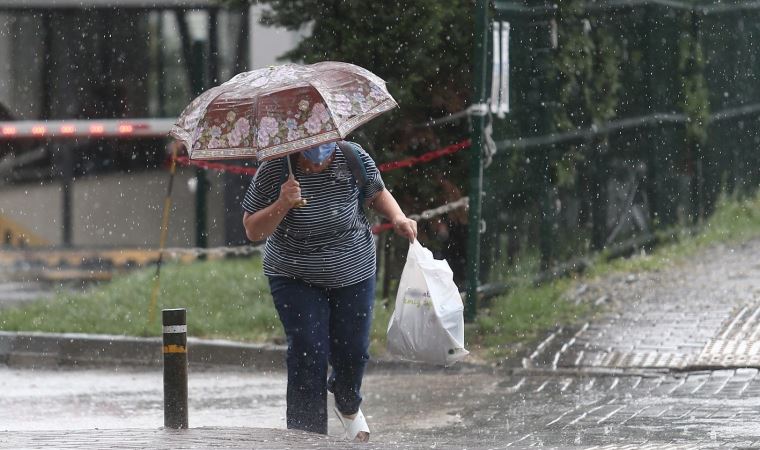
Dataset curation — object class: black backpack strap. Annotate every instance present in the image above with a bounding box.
[336,141,368,204]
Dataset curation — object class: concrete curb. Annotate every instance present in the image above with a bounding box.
[0,331,491,374]
[0,331,286,370]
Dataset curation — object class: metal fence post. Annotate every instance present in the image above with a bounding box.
[465,0,490,322]
[162,308,188,429]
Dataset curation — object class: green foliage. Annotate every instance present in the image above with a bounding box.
[258,1,472,116]
[552,0,621,131]
[677,13,710,145]
[553,148,585,189]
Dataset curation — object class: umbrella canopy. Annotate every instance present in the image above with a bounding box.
[170,62,397,162]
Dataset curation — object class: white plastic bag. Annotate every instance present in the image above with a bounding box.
[386,240,469,366]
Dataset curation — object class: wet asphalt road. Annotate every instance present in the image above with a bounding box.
[0,365,497,449]
[5,241,760,448]
[3,365,760,448]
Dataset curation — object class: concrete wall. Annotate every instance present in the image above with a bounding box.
[0,14,44,119]
[0,168,232,248]
[0,181,63,244]
[250,5,309,69]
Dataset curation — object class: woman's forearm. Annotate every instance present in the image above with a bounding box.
[370,189,418,241]
[368,189,405,221]
[243,199,290,241]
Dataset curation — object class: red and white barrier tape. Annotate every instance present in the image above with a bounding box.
[153,196,468,258]
[156,197,469,259]
[174,156,259,176]
[159,245,262,258]
[170,142,471,239]
[376,140,470,172]
[371,196,469,234]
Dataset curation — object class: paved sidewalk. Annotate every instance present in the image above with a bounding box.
[534,241,760,371]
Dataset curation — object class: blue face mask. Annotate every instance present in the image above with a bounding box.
[303,143,335,164]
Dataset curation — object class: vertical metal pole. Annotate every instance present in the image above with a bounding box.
[641,6,661,227]
[61,143,73,247]
[208,9,219,86]
[234,6,250,74]
[590,140,607,251]
[157,13,166,117]
[223,7,251,246]
[41,13,53,120]
[465,0,489,322]
[690,11,706,222]
[539,153,554,270]
[191,40,208,249]
[162,308,188,429]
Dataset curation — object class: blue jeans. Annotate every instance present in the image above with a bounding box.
[268,276,375,435]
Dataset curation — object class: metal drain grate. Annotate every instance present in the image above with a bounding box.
[693,305,760,368]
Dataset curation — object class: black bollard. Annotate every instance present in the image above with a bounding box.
[162,308,188,429]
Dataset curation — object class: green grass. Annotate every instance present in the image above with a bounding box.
[0,256,395,354]
[0,258,282,341]
[590,193,760,278]
[472,278,587,359]
[5,193,760,362]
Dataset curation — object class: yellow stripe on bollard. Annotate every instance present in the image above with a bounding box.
[163,344,187,354]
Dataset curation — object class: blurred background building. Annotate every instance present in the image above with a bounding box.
[0,0,306,248]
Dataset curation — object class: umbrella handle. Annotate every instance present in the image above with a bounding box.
[287,155,308,209]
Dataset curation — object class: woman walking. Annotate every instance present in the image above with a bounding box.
[242,141,416,442]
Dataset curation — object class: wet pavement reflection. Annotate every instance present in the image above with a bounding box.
[4,364,760,448]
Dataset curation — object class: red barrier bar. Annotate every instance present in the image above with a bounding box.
[377,140,471,172]
[174,156,259,176]
[371,223,395,234]
[171,139,472,176]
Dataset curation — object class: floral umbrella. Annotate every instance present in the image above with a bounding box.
[170,61,397,161]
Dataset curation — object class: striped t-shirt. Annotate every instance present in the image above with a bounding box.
[242,144,386,287]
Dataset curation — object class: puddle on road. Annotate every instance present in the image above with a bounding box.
[0,366,286,431]
[0,366,500,436]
